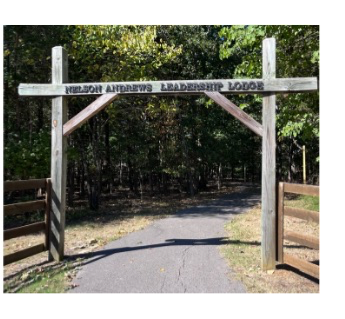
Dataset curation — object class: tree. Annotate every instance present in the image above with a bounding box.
[218,25,319,182]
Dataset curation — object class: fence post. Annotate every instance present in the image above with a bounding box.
[261,38,277,271]
[49,47,68,261]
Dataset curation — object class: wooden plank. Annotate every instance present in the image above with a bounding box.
[63,93,119,136]
[277,182,284,263]
[4,179,46,192]
[284,231,319,250]
[284,183,319,197]
[4,221,46,240]
[50,46,68,262]
[283,253,319,279]
[261,38,277,271]
[45,178,52,250]
[285,206,319,223]
[18,77,318,96]
[205,92,263,137]
[4,200,45,216]
[4,243,46,265]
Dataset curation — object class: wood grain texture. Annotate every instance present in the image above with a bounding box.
[4,243,46,266]
[261,38,277,271]
[4,221,46,240]
[63,93,119,136]
[18,77,318,96]
[284,183,319,197]
[50,46,68,262]
[4,200,45,216]
[283,253,319,279]
[4,179,46,192]
[284,206,319,223]
[284,231,319,250]
[277,182,284,263]
[205,92,263,137]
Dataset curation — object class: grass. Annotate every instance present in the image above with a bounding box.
[221,195,319,293]
[4,260,84,293]
[287,194,319,211]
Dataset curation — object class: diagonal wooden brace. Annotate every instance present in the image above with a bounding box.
[205,92,263,137]
[63,93,119,136]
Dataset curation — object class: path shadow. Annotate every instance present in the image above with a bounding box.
[66,237,258,266]
[66,236,306,268]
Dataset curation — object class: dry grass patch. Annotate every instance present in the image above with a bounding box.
[221,196,319,293]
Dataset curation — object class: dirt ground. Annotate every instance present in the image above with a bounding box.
[221,198,319,293]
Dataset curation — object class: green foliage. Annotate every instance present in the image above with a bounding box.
[3,25,319,201]
[67,25,182,82]
[219,25,319,174]
[4,130,50,179]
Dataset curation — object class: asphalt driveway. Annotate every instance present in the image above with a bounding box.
[71,187,260,293]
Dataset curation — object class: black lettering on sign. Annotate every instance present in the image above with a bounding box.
[65,80,266,94]
[138,84,146,92]
[228,82,235,90]
[234,82,242,90]
[227,81,265,91]
[249,81,257,90]
[257,81,264,90]
[216,82,224,91]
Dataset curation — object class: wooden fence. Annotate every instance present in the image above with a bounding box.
[3,178,51,265]
[277,182,320,279]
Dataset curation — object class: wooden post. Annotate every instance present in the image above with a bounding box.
[49,46,68,261]
[302,145,306,184]
[261,38,276,271]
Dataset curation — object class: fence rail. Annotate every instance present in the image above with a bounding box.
[277,182,319,279]
[3,178,51,265]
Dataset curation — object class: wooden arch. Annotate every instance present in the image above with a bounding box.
[18,38,318,271]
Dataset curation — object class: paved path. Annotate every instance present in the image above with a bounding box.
[71,187,260,293]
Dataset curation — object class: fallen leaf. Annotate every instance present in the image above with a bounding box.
[21,272,29,280]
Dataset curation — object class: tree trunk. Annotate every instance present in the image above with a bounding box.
[139,170,144,201]
[217,163,222,190]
